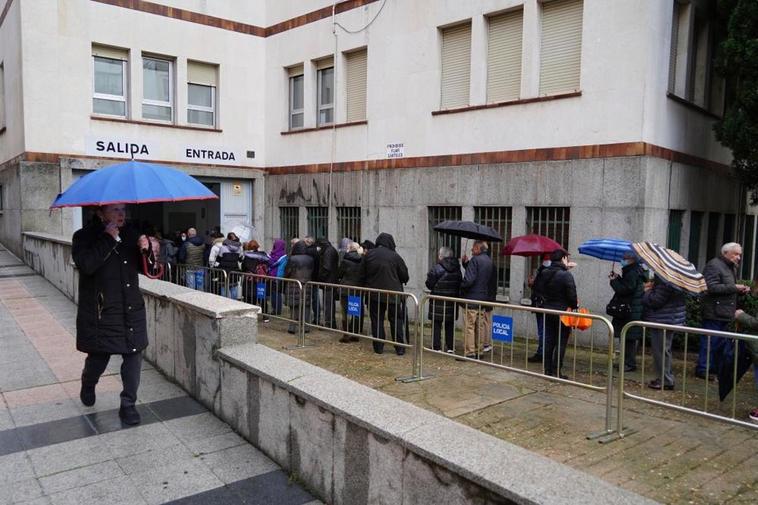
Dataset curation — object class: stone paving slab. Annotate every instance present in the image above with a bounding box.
[0,272,321,505]
[257,319,758,505]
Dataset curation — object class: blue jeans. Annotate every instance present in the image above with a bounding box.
[535,313,545,356]
[697,319,729,374]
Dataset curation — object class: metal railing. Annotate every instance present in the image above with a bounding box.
[419,294,617,439]
[303,281,422,381]
[227,271,305,341]
[617,321,758,438]
[173,264,229,296]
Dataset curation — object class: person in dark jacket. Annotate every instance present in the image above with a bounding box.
[285,240,314,334]
[697,243,749,379]
[361,232,410,354]
[72,204,149,425]
[317,238,340,329]
[426,246,463,352]
[268,239,288,316]
[460,241,496,359]
[241,240,271,317]
[303,236,321,325]
[177,227,207,289]
[609,251,645,372]
[338,241,364,342]
[527,253,552,362]
[534,249,578,378]
[642,277,686,389]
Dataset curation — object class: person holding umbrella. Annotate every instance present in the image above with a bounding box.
[533,248,578,378]
[608,251,645,372]
[73,204,150,425]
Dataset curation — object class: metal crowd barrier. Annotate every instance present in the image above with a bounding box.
[617,321,758,438]
[419,294,617,439]
[173,264,228,297]
[227,271,305,340]
[303,281,422,381]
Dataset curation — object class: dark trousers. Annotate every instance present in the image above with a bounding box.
[543,314,571,376]
[432,318,454,351]
[613,318,638,369]
[82,351,142,407]
[322,287,337,329]
[697,319,729,374]
[369,300,406,354]
[311,288,321,325]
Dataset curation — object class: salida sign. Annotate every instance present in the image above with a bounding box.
[85,136,241,165]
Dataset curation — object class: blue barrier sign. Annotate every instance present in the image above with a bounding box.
[347,295,362,317]
[492,315,513,343]
[255,282,266,300]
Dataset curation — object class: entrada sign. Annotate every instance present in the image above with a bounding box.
[85,136,243,165]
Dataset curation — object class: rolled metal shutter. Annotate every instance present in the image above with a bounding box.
[487,10,524,103]
[187,61,217,87]
[440,23,471,109]
[539,0,583,96]
[345,49,367,122]
[92,45,128,61]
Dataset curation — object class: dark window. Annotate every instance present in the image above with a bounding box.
[667,210,684,253]
[336,207,361,243]
[279,207,299,244]
[688,211,703,266]
[706,212,721,260]
[428,206,462,271]
[723,213,736,243]
[474,206,512,292]
[306,207,329,240]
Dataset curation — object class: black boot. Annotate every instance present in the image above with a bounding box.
[119,405,141,425]
[80,381,96,407]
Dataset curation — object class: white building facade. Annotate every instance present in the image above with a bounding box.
[0,0,750,312]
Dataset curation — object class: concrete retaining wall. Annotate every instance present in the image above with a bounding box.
[22,232,79,301]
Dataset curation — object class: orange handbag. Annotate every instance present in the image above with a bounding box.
[560,308,593,331]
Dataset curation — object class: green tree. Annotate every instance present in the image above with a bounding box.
[713,0,758,199]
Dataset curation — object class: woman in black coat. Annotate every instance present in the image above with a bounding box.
[284,241,314,333]
[72,204,149,425]
[426,246,462,352]
[337,242,364,342]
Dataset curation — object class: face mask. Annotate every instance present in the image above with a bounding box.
[181,235,186,241]
[542,260,551,267]
[620,259,629,267]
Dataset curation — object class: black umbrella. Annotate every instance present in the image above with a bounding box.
[432,220,503,242]
[718,338,753,402]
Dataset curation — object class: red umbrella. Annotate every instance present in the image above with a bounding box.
[502,234,563,256]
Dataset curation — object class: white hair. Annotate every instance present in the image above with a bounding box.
[347,241,361,252]
[721,242,742,255]
[438,246,454,260]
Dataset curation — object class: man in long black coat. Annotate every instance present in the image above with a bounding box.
[72,204,149,425]
[361,233,409,355]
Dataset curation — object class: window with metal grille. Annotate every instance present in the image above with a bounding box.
[723,213,736,244]
[688,211,704,267]
[337,207,361,243]
[667,210,684,253]
[307,207,329,240]
[428,206,462,271]
[706,212,721,260]
[475,207,512,292]
[279,207,299,244]
[526,207,570,271]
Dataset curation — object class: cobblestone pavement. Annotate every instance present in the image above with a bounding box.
[257,319,758,505]
[0,247,320,505]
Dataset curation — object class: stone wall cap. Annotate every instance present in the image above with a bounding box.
[139,275,195,298]
[23,232,72,246]
[217,343,656,504]
[169,290,260,318]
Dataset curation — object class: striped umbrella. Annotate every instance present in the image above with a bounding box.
[632,241,706,295]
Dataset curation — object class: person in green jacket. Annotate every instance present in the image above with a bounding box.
[609,251,645,372]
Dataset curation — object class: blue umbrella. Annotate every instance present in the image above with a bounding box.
[50,160,218,208]
[578,238,633,262]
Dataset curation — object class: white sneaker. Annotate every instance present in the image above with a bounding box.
[446,350,455,354]
[482,344,493,353]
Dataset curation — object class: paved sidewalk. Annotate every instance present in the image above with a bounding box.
[0,247,319,505]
